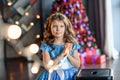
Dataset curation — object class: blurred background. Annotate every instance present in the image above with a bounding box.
[0,0,120,80]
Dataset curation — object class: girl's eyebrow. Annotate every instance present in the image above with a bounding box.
[53,24,57,26]
[52,25,57,27]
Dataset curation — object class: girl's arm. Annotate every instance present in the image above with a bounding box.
[62,42,80,68]
[42,49,67,71]
[67,50,80,68]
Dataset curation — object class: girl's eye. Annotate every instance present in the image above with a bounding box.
[60,25,64,28]
[52,25,57,28]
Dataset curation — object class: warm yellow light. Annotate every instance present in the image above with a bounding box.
[8,25,22,39]
[36,15,40,19]
[7,2,12,6]
[30,22,34,26]
[15,21,19,25]
[31,61,40,74]
[36,34,40,39]
[31,66,39,74]
[25,12,29,16]
[29,44,39,54]
[18,51,22,55]
[22,44,39,58]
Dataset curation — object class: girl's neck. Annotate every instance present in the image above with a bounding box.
[54,38,65,45]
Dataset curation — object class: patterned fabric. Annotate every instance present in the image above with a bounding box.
[36,42,80,80]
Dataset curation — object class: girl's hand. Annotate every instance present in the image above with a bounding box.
[65,43,73,51]
[62,43,73,56]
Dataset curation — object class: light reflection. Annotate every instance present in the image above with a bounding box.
[9,72,14,80]
[19,62,24,73]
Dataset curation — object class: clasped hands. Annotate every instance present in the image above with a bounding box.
[62,43,73,57]
[48,43,73,73]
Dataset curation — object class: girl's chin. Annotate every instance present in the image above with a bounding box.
[55,35,63,38]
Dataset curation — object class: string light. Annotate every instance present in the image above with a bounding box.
[0,22,22,40]
[18,51,22,55]
[15,21,19,25]
[31,61,40,74]
[7,25,22,39]
[30,22,34,26]
[31,67,39,74]
[25,12,29,16]
[36,34,40,39]
[36,15,40,19]
[29,44,39,54]
[7,2,12,6]
[22,43,39,58]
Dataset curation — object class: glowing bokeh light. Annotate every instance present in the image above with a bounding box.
[29,44,39,54]
[8,25,22,39]
[31,66,39,74]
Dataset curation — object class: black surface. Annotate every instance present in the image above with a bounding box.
[76,68,113,80]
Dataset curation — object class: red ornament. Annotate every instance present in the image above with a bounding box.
[94,45,98,49]
[93,38,96,42]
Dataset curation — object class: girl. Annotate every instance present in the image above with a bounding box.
[36,12,80,80]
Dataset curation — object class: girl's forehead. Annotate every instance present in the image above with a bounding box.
[52,20,64,24]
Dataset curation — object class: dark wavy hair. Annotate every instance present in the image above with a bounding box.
[43,12,77,44]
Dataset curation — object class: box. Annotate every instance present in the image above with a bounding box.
[80,54,106,65]
[95,54,106,64]
[76,68,113,80]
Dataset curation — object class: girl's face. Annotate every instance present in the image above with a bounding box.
[51,20,65,39]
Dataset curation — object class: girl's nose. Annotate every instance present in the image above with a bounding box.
[56,26,60,31]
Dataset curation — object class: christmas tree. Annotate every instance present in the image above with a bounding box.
[51,0,106,64]
[51,0,98,54]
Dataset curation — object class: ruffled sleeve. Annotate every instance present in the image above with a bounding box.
[40,43,52,52]
[70,42,80,56]
[72,42,80,51]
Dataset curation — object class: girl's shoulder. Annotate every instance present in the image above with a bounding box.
[72,42,80,50]
[40,43,52,51]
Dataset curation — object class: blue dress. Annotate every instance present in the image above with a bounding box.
[36,42,80,80]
